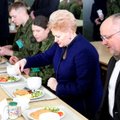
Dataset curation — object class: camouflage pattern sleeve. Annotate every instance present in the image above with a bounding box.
[30,34,55,85]
[12,18,41,58]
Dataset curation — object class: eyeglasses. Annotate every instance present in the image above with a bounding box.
[100,31,120,40]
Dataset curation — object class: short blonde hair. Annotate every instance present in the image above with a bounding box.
[48,10,77,32]
[9,1,27,12]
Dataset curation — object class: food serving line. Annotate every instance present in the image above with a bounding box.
[0,58,88,120]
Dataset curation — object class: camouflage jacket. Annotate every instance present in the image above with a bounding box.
[30,35,54,85]
[12,18,41,58]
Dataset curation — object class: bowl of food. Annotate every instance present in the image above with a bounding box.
[27,77,42,91]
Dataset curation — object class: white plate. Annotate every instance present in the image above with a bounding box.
[1,84,57,102]
[13,89,44,100]
[27,106,64,120]
[0,74,21,83]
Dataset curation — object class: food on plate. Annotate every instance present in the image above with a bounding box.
[30,109,51,120]
[14,89,29,96]
[0,75,8,82]
[13,89,31,98]
[0,75,19,82]
[44,106,64,117]
[28,106,64,120]
[31,90,43,99]
[57,111,64,117]
[14,89,43,99]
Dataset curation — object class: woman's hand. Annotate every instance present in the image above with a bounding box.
[9,56,19,65]
[14,58,27,74]
[23,68,30,75]
[47,77,58,91]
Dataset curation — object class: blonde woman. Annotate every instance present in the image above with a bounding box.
[15,10,103,119]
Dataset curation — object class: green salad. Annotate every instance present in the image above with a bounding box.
[31,90,43,98]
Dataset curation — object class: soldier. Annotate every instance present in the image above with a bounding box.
[10,15,54,85]
[30,15,54,85]
[0,2,41,60]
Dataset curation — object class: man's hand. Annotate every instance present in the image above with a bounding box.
[0,47,13,56]
[95,18,101,25]
[9,56,19,65]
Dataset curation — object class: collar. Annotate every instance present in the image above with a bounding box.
[19,17,32,34]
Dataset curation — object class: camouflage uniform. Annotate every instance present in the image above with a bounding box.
[12,17,53,85]
[30,35,54,85]
[12,18,41,58]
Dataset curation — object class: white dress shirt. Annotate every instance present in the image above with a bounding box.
[108,60,120,117]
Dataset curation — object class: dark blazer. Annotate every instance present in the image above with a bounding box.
[0,0,9,46]
[96,57,120,120]
[25,34,103,119]
[30,0,60,18]
[90,0,107,23]
[90,0,107,40]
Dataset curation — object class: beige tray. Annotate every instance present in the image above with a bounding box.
[1,83,57,102]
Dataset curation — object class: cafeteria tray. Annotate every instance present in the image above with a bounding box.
[1,82,57,102]
[22,105,81,120]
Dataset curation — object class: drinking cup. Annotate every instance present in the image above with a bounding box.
[97,9,104,20]
[27,77,42,91]
[7,65,18,76]
[3,102,18,120]
[13,97,30,111]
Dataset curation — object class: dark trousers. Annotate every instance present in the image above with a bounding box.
[108,114,114,120]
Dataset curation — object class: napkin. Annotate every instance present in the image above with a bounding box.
[13,97,30,111]
[0,99,8,120]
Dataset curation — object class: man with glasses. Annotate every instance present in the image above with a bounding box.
[95,13,120,120]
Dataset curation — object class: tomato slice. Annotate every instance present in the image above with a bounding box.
[57,111,64,117]
[0,78,7,82]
